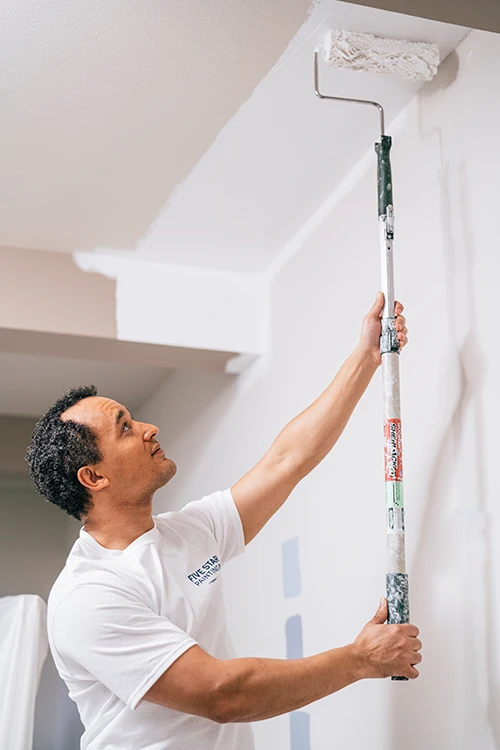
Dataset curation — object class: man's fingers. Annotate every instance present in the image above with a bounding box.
[369,298,405,318]
[411,651,423,665]
[411,638,422,651]
[407,666,420,679]
[402,624,419,637]
[396,316,406,330]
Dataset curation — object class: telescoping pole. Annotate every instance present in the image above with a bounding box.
[375,135,410,681]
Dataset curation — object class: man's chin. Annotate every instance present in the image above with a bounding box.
[159,459,177,485]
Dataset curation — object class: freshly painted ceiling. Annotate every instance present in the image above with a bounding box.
[0,0,312,253]
[0,0,470,417]
[132,3,467,272]
[1,0,467,272]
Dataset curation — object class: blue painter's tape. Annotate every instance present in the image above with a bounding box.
[282,537,301,598]
[286,614,303,660]
[290,710,310,750]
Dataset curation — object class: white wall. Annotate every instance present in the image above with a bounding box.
[137,29,500,750]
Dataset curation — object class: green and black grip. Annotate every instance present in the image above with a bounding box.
[375,135,393,218]
[386,573,410,681]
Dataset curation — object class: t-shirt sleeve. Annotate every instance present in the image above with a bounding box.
[179,488,245,565]
[51,584,197,710]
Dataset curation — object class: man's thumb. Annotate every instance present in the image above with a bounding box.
[368,291,384,318]
[372,597,388,624]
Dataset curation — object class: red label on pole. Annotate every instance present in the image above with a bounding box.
[384,419,403,481]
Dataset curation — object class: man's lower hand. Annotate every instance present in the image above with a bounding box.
[351,598,422,680]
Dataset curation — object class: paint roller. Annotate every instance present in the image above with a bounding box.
[314,31,440,680]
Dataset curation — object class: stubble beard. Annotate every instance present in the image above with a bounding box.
[159,457,177,486]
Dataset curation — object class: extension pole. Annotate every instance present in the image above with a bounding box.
[314,50,410,680]
[376,136,410,681]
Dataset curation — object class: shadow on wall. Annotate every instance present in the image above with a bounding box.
[389,53,498,750]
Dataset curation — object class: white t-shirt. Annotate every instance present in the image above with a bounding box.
[47,488,255,750]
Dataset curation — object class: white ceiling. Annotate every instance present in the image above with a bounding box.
[131,2,467,272]
[0,0,467,271]
[0,0,468,418]
[0,351,172,418]
[0,0,312,253]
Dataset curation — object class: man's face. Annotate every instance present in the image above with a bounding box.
[61,396,177,506]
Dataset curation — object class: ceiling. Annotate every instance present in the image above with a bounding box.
[0,0,312,253]
[0,0,470,417]
[342,0,500,34]
[132,3,467,272]
[0,0,467,271]
[0,351,172,418]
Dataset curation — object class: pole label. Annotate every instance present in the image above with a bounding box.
[384,418,403,482]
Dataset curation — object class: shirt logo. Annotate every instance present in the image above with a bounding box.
[188,555,221,586]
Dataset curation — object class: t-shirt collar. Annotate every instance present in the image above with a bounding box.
[79,520,160,558]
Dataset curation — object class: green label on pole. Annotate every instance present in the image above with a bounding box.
[385,482,404,508]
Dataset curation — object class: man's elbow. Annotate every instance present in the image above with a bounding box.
[210,668,252,724]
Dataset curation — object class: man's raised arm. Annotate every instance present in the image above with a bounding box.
[231,292,408,545]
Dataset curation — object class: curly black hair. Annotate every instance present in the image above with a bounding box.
[25,384,103,520]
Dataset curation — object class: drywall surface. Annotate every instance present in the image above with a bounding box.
[137,29,500,749]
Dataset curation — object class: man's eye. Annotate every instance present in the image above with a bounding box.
[123,422,132,432]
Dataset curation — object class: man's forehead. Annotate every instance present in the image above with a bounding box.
[61,396,127,425]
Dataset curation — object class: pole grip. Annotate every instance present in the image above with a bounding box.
[375,135,393,218]
[386,573,410,681]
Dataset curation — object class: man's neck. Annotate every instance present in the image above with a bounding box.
[82,503,155,551]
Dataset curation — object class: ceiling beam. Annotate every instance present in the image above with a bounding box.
[340,0,500,34]
[0,246,265,373]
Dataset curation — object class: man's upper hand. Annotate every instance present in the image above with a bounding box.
[358,291,408,367]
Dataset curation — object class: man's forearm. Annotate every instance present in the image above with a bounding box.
[270,346,378,478]
[216,645,362,723]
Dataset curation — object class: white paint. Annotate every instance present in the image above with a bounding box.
[74,253,266,357]
[323,29,440,81]
[131,1,467,272]
[136,29,500,749]
[2,1,466,275]
[0,0,311,252]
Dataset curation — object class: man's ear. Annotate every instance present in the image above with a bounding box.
[77,466,110,492]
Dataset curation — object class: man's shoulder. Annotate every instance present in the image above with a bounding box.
[47,544,131,620]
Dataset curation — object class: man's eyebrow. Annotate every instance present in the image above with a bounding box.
[115,409,133,428]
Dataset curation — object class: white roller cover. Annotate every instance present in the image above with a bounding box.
[0,595,48,750]
[323,30,440,81]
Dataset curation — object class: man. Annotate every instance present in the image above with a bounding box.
[26,292,420,750]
